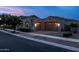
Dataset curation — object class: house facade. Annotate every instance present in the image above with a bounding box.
[19,15,79,32]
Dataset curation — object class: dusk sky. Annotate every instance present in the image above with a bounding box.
[0,6,79,20]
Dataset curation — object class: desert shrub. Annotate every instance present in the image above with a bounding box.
[18,28,31,32]
[63,32,72,37]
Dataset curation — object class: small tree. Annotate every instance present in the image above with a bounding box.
[0,14,9,29]
[9,16,22,32]
[0,14,22,31]
[2,15,22,32]
[0,18,4,29]
[70,23,78,33]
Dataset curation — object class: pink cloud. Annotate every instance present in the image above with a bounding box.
[0,6,27,16]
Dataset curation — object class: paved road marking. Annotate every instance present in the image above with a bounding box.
[28,33,79,43]
[0,30,79,51]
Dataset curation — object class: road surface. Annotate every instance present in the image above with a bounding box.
[0,31,73,52]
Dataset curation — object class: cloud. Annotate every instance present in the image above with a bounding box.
[0,6,29,16]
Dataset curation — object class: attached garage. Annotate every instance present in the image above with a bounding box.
[34,21,60,31]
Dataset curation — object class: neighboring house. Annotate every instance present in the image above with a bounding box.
[19,15,41,30]
[19,15,79,32]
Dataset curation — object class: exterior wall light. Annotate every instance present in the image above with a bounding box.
[34,23,40,28]
[34,23,37,27]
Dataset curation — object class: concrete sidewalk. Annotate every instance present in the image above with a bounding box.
[5,29,79,42]
[5,29,79,39]
[35,31,79,39]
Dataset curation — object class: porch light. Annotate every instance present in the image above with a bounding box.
[34,23,37,27]
[57,23,60,27]
[34,23,40,27]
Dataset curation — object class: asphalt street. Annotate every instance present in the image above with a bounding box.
[0,31,73,52]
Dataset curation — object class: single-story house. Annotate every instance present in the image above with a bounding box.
[18,15,79,32]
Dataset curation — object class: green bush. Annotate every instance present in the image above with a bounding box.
[63,32,72,37]
[18,28,31,32]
